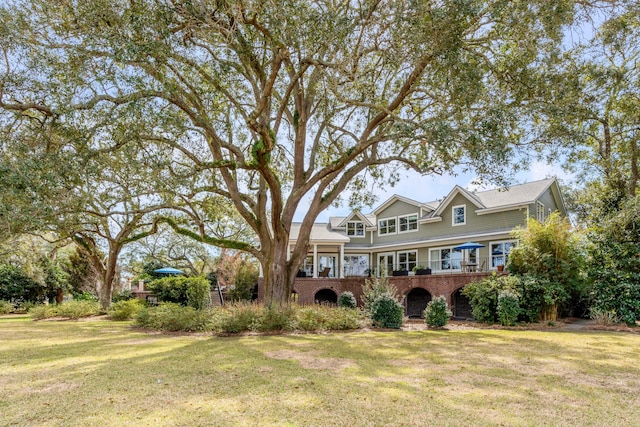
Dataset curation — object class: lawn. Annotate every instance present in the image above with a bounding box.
[1,315,639,426]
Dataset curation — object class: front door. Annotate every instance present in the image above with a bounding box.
[378,253,394,277]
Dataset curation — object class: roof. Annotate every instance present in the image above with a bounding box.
[330,178,561,226]
[330,214,376,230]
[474,178,556,209]
[372,194,426,215]
[289,223,350,243]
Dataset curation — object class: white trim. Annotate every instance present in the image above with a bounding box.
[378,216,397,236]
[428,246,464,273]
[377,252,395,276]
[337,211,374,228]
[396,250,418,271]
[398,213,419,234]
[346,220,365,238]
[489,240,517,270]
[536,201,546,222]
[313,245,318,278]
[431,186,484,217]
[475,204,529,215]
[419,216,442,224]
[350,229,513,252]
[373,194,425,216]
[342,253,370,277]
[452,204,466,226]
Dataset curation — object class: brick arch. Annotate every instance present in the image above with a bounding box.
[452,287,473,319]
[404,287,432,318]
[314,288,338,304]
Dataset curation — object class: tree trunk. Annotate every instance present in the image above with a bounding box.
[100,245,121,310]
[262,241,296,308]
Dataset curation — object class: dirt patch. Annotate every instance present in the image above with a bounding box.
[31,381,78,394]
[264,349,355,370]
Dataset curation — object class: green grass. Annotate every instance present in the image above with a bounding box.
[1,315,640,426]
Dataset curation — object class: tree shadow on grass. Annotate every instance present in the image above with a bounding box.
[1,321,640,426]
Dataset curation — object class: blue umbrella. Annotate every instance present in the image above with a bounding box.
[153,267,184,275]
[454,242,485,250]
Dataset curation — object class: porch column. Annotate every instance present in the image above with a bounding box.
[313,244,318,278]
[287,244,291,261]
[339,244,345,278]
[258,263,263,278]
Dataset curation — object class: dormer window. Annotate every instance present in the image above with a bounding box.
[398,214,418,233]
[378,217,397,235]
[346,221,364,237]
[452,205,466,226]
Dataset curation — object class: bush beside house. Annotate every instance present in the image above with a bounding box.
[146,276,211,309]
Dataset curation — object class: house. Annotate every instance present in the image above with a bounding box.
[260,178,567,317]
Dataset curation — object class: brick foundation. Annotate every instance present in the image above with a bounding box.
[257,273,492,315]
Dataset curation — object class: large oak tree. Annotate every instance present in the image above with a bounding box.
[1,0,591,306]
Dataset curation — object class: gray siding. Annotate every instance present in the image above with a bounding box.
[355,192,528,249]
[373,200,421,245]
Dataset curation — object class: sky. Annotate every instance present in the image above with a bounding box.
[294,160,575,222]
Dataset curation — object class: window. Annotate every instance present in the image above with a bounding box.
[490,241,516,269]
[429,247,462,271]
[398,214,418,233]
[343,254,369,276]
[536,202,546,222]
[346,221,364,237]
[302,256,314,277]
[452,205,466,226]
[397,251,417,271]
[378,217,397,235]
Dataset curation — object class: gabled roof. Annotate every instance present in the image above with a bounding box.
[336,210,375,228]
[327,178,564,229]
[372,194,426,216]
[428,185,486,218]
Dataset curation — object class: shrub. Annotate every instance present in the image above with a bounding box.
[589,308,621,326]
[73,291,98,301]
[29,304,57,320]
[294,305,363,331]
[211,303,262,333]
[108,299,144,321]
[324,307,363,330]
[14,301,35,313]
[0,300,14,314]
[361,276,398,313]
[338,291,357,308]
[254,307,295,332]
[133,302,365,333]
[423,295,452,328]
[147,276,211,309]
[226,261,259,302]
[29,301,101,320]
[135,303,212,332]
[462,274,520,323]
[112,289,135,303]
[589,271,640,327]
[508,212,587,318]
[185,277,211,310]
[295,307,323,331]
[55,300,102,319]
[497,290,521,326]
[370,292,404,329]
